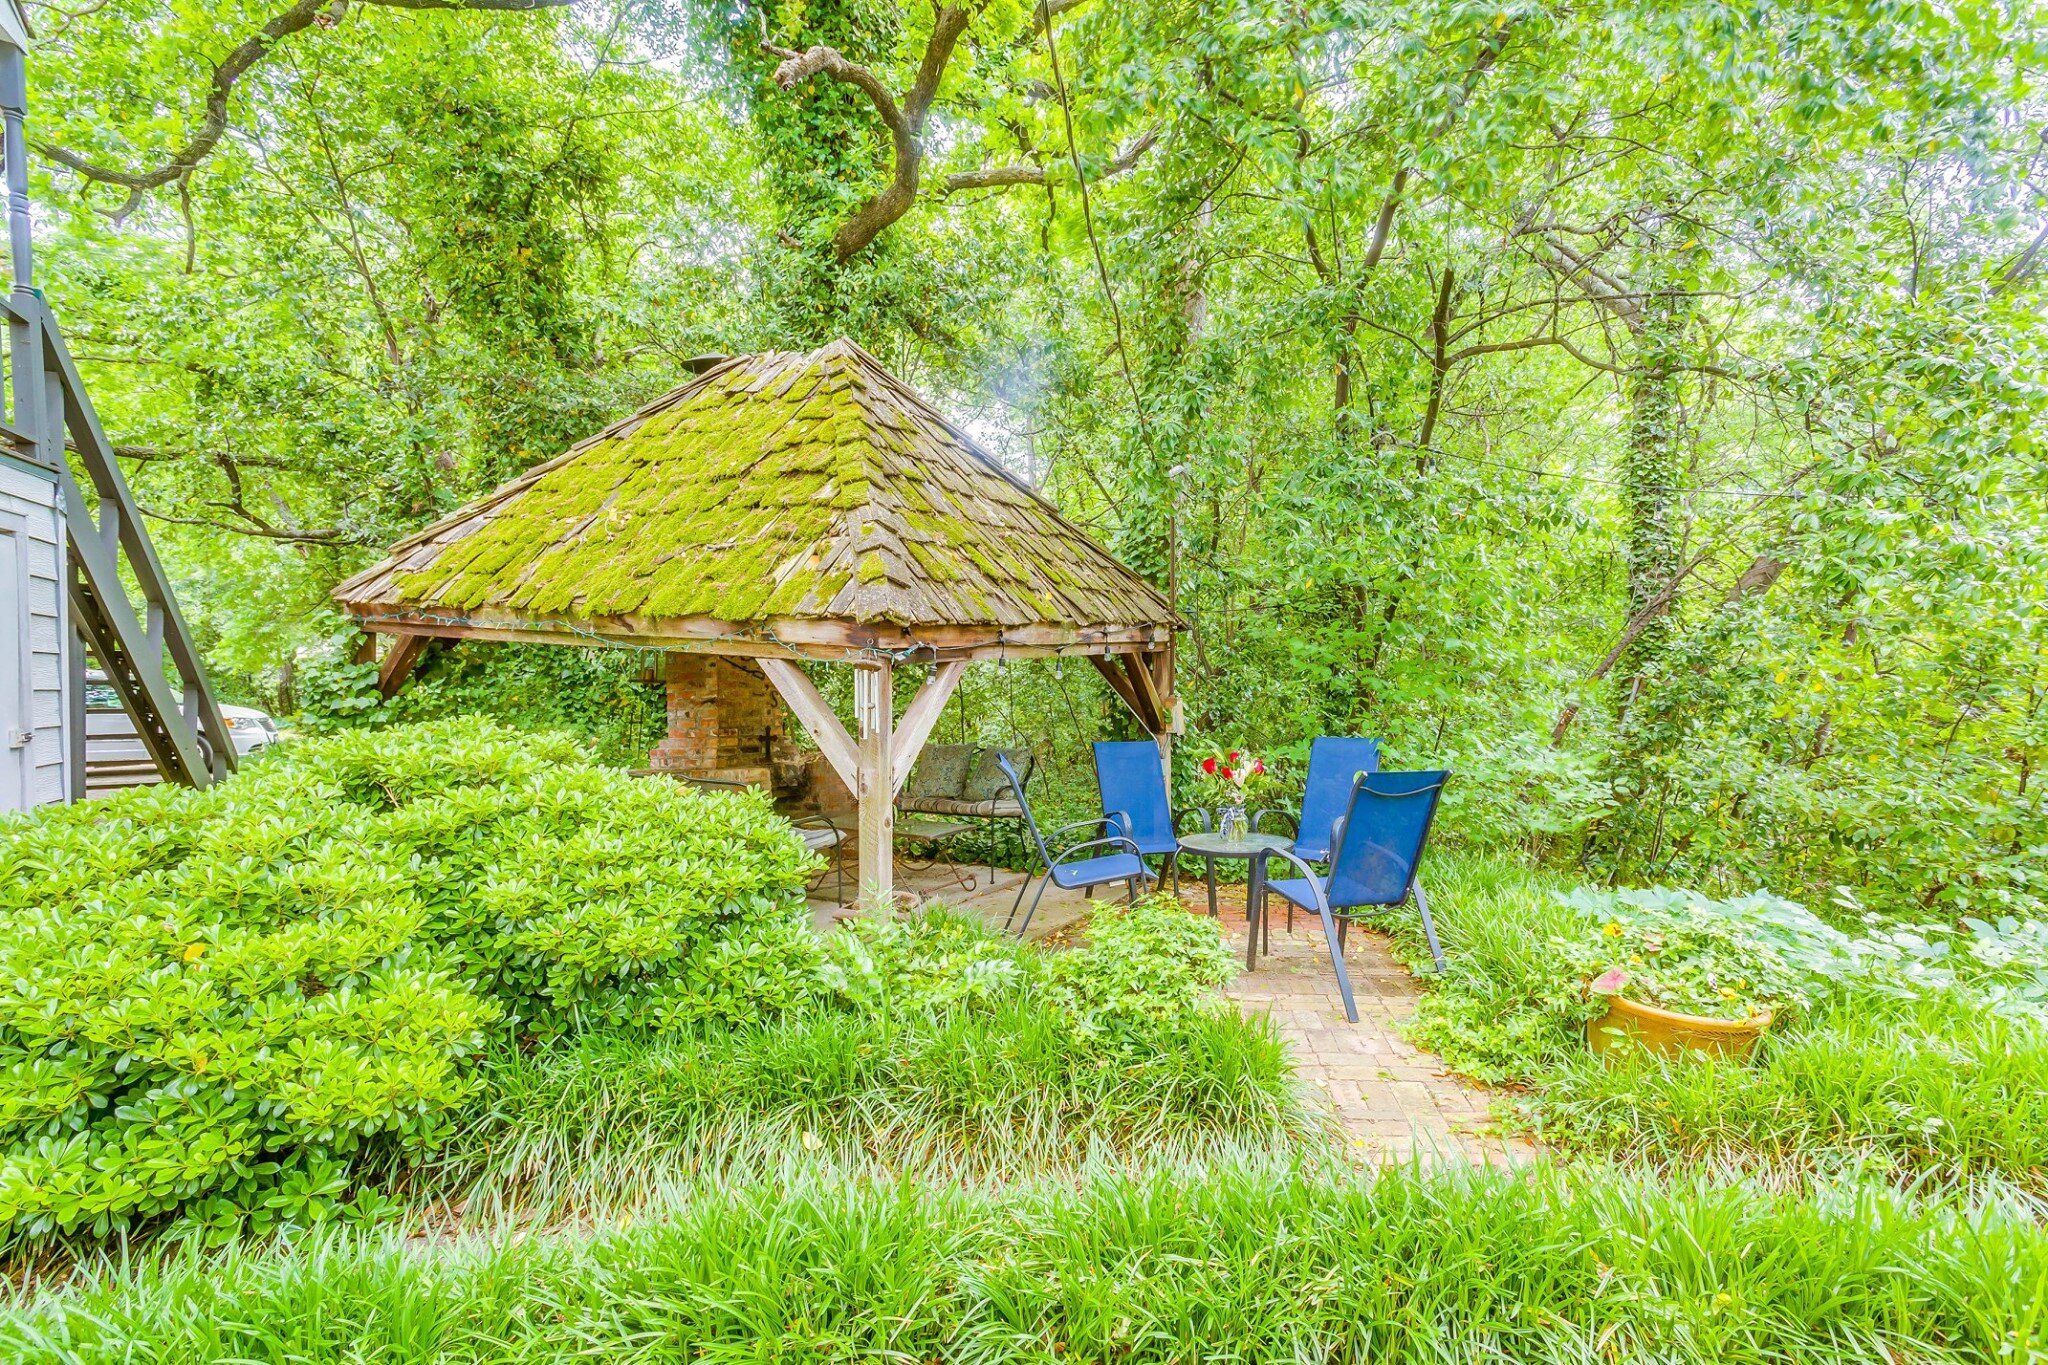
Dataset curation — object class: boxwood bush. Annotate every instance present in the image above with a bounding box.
[0,718,815,1245]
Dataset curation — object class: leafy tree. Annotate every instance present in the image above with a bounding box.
[26,0,2048,918]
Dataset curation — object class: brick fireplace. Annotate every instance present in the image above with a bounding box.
[647,654,807,796]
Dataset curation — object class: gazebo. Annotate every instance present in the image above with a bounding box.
[335,339,1184,900]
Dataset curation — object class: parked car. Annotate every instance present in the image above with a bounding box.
[85,674,278,793]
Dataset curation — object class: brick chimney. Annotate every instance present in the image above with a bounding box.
[648,654,804,794]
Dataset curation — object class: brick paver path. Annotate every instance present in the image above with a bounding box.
[816,858,1534,1167]
[1189,883,1535,1168]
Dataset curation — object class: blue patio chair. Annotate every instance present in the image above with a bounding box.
[1259,769,1450,1023]
[1092,740,1204,893]
[1251,736,1380,930]
[1000,753,1153,938]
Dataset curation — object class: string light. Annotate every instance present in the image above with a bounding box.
[353,610,1019,667]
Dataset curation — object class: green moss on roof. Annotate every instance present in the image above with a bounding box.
[334,339,1180,634]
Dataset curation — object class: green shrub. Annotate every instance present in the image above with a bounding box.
[0,718,816,1244]
[815,898,1241,1032]
[1049,894,1239,1029]
[195,718,818,1037]
[0,784,497,1246]
[817,906,1027,1013]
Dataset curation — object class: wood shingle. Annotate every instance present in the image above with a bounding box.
[335,340,1182,660]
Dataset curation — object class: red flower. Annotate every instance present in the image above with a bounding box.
[1227,750,1240,762]
[1252,760,1266,775]
[1201,757,1217,775]
[1219,766,1234,780]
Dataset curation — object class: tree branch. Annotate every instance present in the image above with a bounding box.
[942,129,1155,194]
[36,0,571,222]
[1550,466,1818,745]
[767,5,971,262]
[942,163,1048,192]
[140,505,356,544]
[1030,0,1090,32]
[1414,265,1456,453]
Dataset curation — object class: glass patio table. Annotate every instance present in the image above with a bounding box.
[1176,829,1293,968]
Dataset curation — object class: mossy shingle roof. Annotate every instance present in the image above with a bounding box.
[335,340,1181,643]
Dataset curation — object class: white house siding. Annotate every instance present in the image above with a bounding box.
[0,454,69,811]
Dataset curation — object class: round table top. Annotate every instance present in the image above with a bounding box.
[1177,830,1293,858]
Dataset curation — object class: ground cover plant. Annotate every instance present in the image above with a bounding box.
[4,1161,2043,1363]
[1394,854,2048,1191]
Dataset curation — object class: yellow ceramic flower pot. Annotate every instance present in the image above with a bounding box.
[1586,993,1773,1060]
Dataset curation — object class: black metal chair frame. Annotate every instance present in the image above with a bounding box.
[791,814,849,906]
[998,755,1153,937]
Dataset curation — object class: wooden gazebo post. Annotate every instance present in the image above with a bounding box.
[753,654,968,903]
[853,661,893,902]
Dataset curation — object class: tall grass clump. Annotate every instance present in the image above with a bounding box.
[4,1162,2041,1363]
[1389,852,2048,1192]
[428,899,1316,1213]
[1533,990,2048,1186]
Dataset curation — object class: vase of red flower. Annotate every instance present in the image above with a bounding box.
[1197,749,1266,839]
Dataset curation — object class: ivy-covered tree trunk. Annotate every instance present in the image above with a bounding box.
[737,0,901,345]
[1599,253,1695,873]
[1617,275,1692,705]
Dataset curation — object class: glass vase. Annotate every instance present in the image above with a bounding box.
[1219,803,1248,841]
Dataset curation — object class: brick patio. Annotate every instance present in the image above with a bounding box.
[813,854,1535,1169]
[1192,882,1534,1168]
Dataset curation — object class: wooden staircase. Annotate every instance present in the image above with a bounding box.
[1,35,231,796]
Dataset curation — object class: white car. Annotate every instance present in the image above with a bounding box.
[84,675,279,793]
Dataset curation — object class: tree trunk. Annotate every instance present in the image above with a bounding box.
[1617,275,1691,701]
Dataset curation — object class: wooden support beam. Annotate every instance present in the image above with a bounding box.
[1089,654,1149,729]
[1148,645,1177,723]
[854,661,894,905]
[891,661,965,795]
[759,657,859,795]
[342,603,1176,663]
[1092,651,1164,735]
[353,633,378,665]
[1121,652,1165,733]
[376,633,430,698]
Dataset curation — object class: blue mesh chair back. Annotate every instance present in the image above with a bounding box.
[1325,770,1449,909]
[1092,740,1177,855]
[1291,737,1381,861]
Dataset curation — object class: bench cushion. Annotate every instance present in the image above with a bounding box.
[795,826,843,853]
[904,743,976,800]
[963,747,1032,803]
[896,796,1022,819]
